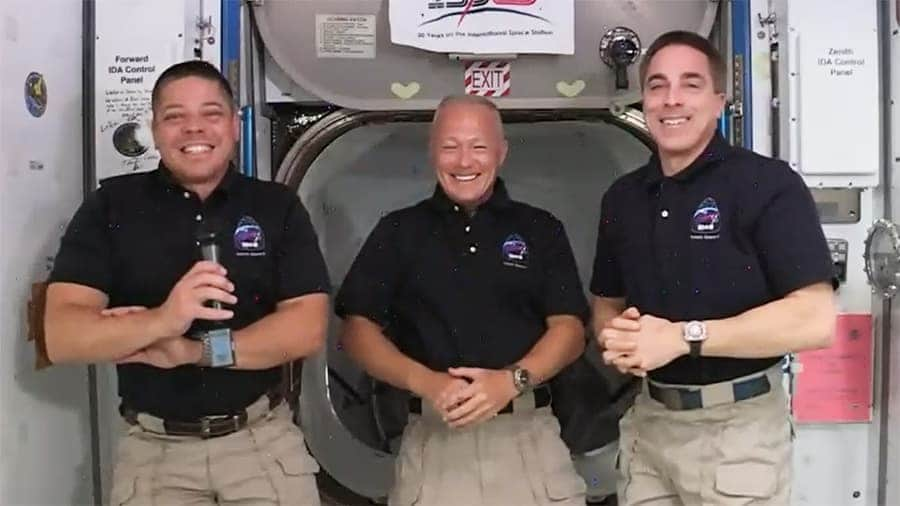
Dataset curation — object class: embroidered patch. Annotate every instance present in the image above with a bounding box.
[234,216,266,256]
[690,197,721,240]
[501,233,528,269]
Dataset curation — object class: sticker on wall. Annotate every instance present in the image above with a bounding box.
[390,81,421,100]
[465,61,510,97]
[555,80,585,98]
[24,71,47,117]
[112,121,151,158]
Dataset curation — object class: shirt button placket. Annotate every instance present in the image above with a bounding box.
[655,183,675,303]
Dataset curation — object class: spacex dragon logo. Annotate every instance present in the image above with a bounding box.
[421,0,548,27]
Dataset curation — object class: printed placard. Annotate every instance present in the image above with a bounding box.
[793,313,873,423]
[316,14,377,59]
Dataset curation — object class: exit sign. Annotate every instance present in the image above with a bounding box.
[464,61,511,97]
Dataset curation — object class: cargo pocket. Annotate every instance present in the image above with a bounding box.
[269,438,321,506]
[534,414,587,502]
[714,462,776,501]
[109,472,138,506]
[616,406,639,497]
[109,432,161,506]
[389,420,427,506]
[274,448,320,477]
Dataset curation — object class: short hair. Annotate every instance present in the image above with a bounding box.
[151,60,235,113]
[638,30,726,93]
[430,94,504,137]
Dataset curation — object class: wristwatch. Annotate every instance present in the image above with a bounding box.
[505,364,532,394]
[199,328,235,368]
[683,320,708,359]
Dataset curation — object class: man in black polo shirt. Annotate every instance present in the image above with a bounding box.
[335,95,588,505]
[44,61,328,505]
[591,31,836,505]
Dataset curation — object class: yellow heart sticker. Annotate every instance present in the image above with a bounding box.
[390,82,421,100]
[556,80,586,98]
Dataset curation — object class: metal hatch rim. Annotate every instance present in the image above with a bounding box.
[275,107,651,188]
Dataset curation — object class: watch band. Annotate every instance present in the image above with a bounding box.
[199,336,213,367]
[689,340,702,359]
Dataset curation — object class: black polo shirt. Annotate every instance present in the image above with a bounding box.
[335,179,589,372]
[591,134,833,385]
[49,164,330,420]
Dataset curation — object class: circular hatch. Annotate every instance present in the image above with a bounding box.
[276,108,652,503]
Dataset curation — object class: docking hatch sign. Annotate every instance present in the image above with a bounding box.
[316,14,376,59]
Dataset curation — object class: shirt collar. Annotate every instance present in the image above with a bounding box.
[643,133,732,189]
[428,177,513,216]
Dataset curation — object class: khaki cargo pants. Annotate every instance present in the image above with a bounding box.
[389,404,586,506]
[110,401,321,505]
[617,368,792,505]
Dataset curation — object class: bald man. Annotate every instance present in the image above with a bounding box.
[335,95,589,506]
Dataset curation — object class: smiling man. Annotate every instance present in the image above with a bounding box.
[590,31,836,505]
[44,60,329,505]
[335,95,589,505]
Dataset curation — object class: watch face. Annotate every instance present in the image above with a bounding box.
[685,322,706,342]
[515,368,530,389]
[207,328,235,367]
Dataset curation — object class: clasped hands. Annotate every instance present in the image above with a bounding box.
[598,307,689,377]
[417,367,519,430]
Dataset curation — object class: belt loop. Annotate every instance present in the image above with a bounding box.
[768,364,784,391]
[700,381,736,406]
[136,412,167,434]
[512,390,536,412]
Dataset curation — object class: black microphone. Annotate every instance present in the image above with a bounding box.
[197,228,222,311]
[193,224,236,366]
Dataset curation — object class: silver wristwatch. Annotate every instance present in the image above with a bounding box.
[683,320,708,359]
[198,328,235,368]
[505,364,532,394]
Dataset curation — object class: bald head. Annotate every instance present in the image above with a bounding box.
[431,95,504,140]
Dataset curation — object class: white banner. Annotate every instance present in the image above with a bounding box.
[389,0,574,55]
